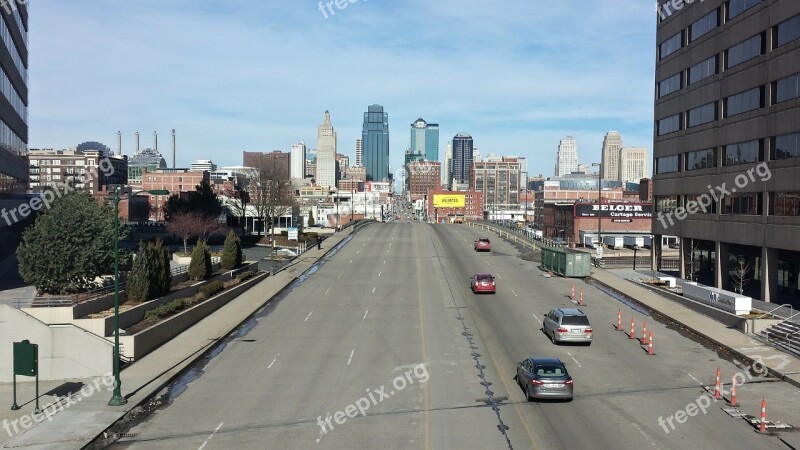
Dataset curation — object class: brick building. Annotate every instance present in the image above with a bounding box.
[243,151,291,179]
[408,160,441,201]
[541,201,653,246]
[426,189,484,221]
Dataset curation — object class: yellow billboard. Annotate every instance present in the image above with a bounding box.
[433,194,465,208]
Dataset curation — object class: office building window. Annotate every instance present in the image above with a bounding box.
[658,72,682,97]
[724,87,762,117]
[773,132,800,160]
[691,10,719,42]
[776,15,800,47]
[686,193,717,213]
[725,140,762,165]
[689,56,718,85]
[660,32,683,59]
[656,195,678,213]
[723,193,760,215]
[725,34,763,69]
[726,0,760,21]
[774,73,800,104]
[771,192,800,216]
[656,155,680,174]
[657,114,682,136]
[685,148,716,170]
[688,102,717,127]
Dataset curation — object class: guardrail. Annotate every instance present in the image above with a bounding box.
[758,303,794,320]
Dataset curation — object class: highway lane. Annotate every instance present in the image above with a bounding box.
[113,223,523,449]
[434,224,791,449]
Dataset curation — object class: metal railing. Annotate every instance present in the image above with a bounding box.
[757,304,794,320]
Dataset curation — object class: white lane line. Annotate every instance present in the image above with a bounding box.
[357,250,360,254]
[378,271,382,277]
[305,311,313,322]
[511,290,518,297]
[363,310,368,320]
[497,274,503,279]
[631,423,655,447]
[682,370,704,386]
[338,273,343,280]
[486,261,490,265]
[350,260,353,264]
[567,352,582,368]
[267,354,280,369]
[531,313,542,324]
[372,286,376,294]
[347,349,355,365]
[198,422,224,450]
[325,287,331,295]
[383,260,386,265]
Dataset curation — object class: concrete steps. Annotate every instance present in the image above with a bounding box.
[760,320,800,357]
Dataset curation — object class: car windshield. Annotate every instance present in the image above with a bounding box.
[535,364,567,377]
[479,239,490,243]
[561,315,590,326]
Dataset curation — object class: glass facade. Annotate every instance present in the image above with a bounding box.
[660,32,683,60]
[774,73,800,104]
[727,0,761,21]
[724,140,761,165]
[773,132,800,160]
[656,155,680,174]
[687,102,717,127]
[776,15,800,48]
[658,72,682,97]
[724,87,762,117]
[770,192,800,216]
[0,4,28,199]
[722,193,760,215]
[725,34,763,69]
[657,114,682,136]
[685,148,715,170]
[691,9,718,42]
[362,105,389,182]
[689,56,717,85]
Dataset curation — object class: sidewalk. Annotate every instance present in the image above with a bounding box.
[1,227,358,449]
[590,268,800,388]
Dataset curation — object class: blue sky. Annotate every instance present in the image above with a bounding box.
[29,0,657,178]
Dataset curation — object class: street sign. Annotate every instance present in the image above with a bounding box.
[288,227,299,241]
[596,246,604,258]
[13,340,37,376]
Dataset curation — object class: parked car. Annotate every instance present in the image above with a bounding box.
[542,308,592,345]
[474,237,492,252]
[470,273,496,294]
[516,357,573,401]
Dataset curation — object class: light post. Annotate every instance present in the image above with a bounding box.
[592,162,603,253]
[109,186,126,406]
[351,186,354,222]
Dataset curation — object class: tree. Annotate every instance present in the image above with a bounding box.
[221,180,250,235]
[244,161,295,239]
[730,257,752,295]
[126,240,172,303]
[221,230,242,270]
[683,239,701,282]
[164,178,222,221]
[125,242,152,303]
[307,210,315,227]
[167,211,199,255]
[188,240,211,281]
[17,190,124,294]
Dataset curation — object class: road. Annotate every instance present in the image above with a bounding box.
[111,222,795,449]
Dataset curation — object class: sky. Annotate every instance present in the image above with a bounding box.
[29,0,658,179]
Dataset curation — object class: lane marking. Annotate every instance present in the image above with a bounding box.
[198,422,224,450]
[383,260,386,265]
[497,274,503,279]
[567,352,582,368]
[267,354,280,369]
[511,290,518,297]
[347,349,355,365]
[632,423,656,447]
[325,287,331,295]
[372,286,376,294]
[531,313,542,324]
[349,260,353,264]
[338,272,343,280]
[363,310,368,320]
[378,271,382,277]
[305,311,313,322]
[682,370,704,386]
[357,250,360,254]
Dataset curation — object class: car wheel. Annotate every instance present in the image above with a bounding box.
[551,330,558,345]
[525,384,533,401]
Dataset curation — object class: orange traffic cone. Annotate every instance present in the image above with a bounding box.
[642,321,648,344]
[647,332,655,355]
[729,375,739,407]
[759,399,768,433]
[629,317,636,339]
[714,368,721,400]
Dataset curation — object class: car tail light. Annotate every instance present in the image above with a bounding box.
[557,328,568,333]
[565,379,573,386]
[532,379,544,386]
[584,328,593,333]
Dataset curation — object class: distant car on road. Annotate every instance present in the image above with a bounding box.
[542,308,592,345]
[474,237,491,252]
[516,357,573,401]
[470,273,496,294]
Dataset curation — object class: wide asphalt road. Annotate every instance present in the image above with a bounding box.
[112,222,794,449]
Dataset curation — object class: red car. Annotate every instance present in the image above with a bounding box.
[471,273,496,294]
[474,237,492,252]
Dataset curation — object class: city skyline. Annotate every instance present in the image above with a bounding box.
[28,0,657,179]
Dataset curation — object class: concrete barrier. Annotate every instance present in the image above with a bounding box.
[682,281,752,316]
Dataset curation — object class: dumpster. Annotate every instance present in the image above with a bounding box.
[540,247,592,278]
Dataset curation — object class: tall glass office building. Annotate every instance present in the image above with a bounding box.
[0,4,28,201]
[410,118,439,162]
[362,104,389,182]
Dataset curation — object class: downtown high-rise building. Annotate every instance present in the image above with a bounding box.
[653,0,800,303]
[362,104,389,181]
[555,136,578,177]
[601,131,623,181]
[290,141,306,179]
[619,147,648,182]
[410,118,439,161]
[442,140,452,187]
[316,110,338,189]
[449,133,474,190]
[0,5,28,207]
[355,139,363,167]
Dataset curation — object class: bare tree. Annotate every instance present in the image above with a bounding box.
[730,258,752,295]
[221,178,250,235]
[167,211,199,255]
[196,213,227,242]
[683,238,701,281]
[245,159,296,273]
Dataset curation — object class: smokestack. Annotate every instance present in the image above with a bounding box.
[171,129,176,168]
[135,131,140,153]
[116,130,122,156]
[154,131,158,153]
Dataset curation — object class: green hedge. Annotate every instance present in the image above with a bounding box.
[199,281,225,298]
[236,271,257,282]
[144,298,187,322]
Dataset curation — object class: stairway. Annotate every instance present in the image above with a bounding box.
[760,320,800,358]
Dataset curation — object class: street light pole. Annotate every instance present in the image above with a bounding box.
[108,187,127,406]
[592,162,603,252]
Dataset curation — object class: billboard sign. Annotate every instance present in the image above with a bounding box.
[433,194,465,208]
[575,203,652,219]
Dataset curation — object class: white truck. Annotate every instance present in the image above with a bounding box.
[602,236,624,250]
[623,236,644,249]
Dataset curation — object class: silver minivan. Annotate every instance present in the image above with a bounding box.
[543,308,592,345]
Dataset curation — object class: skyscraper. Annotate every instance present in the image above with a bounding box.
[291,142,306,179]
[555,136,578,177]
[362,104,389,181]
[410,118,439,161]
[442,140,452,187]
[619,147,648,182]
[355,139,363,167]
[0,4,28,205]
[601,131,623,181]
[450,133,474,190]
[317,110,338,189]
